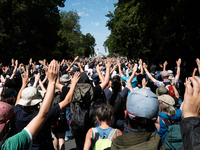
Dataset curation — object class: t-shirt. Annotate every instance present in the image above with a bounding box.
[14,104,60,150]
[1,128,32,150]
[122,76,137,96]
[122,76,137,88]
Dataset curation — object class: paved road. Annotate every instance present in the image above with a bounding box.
[65,138,76,150]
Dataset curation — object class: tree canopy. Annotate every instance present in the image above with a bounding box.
[0,1,96,64]
[104,0,200,69]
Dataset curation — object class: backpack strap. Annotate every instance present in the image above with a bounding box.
[160,116,172,127]
[92,128,100,141]
[107,129,117,140]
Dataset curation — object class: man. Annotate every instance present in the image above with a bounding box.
[12,62,80,150]
[111,88,165,150]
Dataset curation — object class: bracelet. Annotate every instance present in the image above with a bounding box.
[2,82,5,84]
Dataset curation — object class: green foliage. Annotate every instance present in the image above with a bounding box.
[56,11,96,59]
[0,0,65,63]
[0,2,96,64]
[105,0,200,67]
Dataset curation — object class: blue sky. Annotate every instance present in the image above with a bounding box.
[59,0,118,55]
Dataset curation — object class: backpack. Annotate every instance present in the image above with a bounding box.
[108,92,123,113]
[108,92,124,126]
[70,83,93,135]
[161,117,182,150]
[92,128,117,150]
[163,82,175,98]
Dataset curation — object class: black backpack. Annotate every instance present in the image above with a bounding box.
[108,91,124,127]
[108,92,123,113]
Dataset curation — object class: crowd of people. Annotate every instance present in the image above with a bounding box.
[0,56,200,150]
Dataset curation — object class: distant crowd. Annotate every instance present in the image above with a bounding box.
[1,56,200,150]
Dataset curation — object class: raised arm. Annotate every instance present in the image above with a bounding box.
[15,70,31,106]
[175,58,181,79]
[33,73,40,88]
[143,63,156,83]
[180,76,200,149]
[99,58,111,90]
[117,60,124,77]
[55,64,64,92]
[96,64,104,83]
[110,63,117,75]
[66,56,79,72]
[78,62,84,73]
[163,61,168,71]
[171,79,179,99]
[59,72,80,112]
[196,58,200,75]
[192,68,198,77]
[10,60,18,80]
[129,64,138,82]
[25,60,58,138]
[138,59,143,75]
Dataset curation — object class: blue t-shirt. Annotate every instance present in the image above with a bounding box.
[122,76,137,97]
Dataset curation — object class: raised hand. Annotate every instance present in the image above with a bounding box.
[71,72,80,85]
[182,77,200,118]
[196,58,200,67]
[105,58,112,68]
[133,64,138,72]
[75,56,79,61]
[176,58,181,67]
[142,78,148,88]
[22,70,30,86]
[46,60,59,84]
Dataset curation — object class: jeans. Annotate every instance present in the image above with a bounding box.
[65,107,71,137]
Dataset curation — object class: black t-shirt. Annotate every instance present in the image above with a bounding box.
[14,104,60,150]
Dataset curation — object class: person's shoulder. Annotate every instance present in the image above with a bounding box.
[14,104,23,112]
[116,129,122,136]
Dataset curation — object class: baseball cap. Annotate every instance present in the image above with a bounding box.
[18,87,44,106]
[160,71,169,77]
[0,102,14,132]
[158,94,175,106]
[156,87,168,96]
[127,89,159,120]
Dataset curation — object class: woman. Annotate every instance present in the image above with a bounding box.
[155,94,182,142]
[83,103,122,150]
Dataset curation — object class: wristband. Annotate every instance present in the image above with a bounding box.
[2,82,5,84]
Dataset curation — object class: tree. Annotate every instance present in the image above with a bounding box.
[105,0,200,71]
[0,0,65,64]
[57,11,96,59]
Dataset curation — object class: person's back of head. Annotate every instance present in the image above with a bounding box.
[111,78,121,92]
[95,103,114,126]
[126,89,159,132]
[137,74,145,85]
[0,102,15,141]
[1,89,17,106]
[158,94,176,117]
